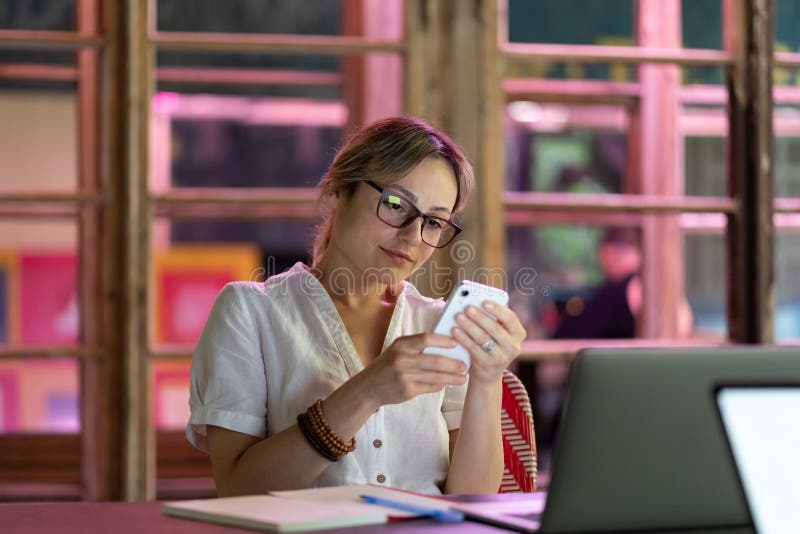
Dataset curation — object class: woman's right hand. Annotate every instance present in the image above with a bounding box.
[354,333,467,408]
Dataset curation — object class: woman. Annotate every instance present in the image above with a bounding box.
[188,116,527,496]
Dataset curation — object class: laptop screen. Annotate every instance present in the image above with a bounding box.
[717,387,800,534]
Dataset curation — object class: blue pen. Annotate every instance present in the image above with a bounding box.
[359,494,465,523]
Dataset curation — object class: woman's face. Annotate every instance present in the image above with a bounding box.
[328,155,459,284]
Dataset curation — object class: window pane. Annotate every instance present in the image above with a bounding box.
[152,359,191,431]
[506,103,629,194]
[775,107,800,197]
[151,53,403,191]
[153,93,345,190]
[776,0,800,86]
[506,224,645,340]
[0,358,79,434]
[684,136,726,197]
[157,0,341,35]
[682,66,724,86]
[0,1,74,30]
[506,0,634,46]
[775,232,800,341]
[152,357,213,496]
[682,102,728,197]
[776,0,800,53]
[506,59,637,82]
[681,0,722,50]
[685,232,727,339]
[157,51,340,79]
[151,218,315,350]
[0,87,77,192]
[0,220,79,346]
[0,50,75,70]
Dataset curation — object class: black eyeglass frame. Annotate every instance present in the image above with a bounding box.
[364,180,462,248]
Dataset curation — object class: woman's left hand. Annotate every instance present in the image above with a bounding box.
[452,301,527,385]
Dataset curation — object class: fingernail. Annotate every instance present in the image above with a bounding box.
[466,306,477,316]
[484,301,495,310]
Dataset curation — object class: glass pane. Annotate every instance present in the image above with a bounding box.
[506,58,637,82]
[0,219,79,346]
[150,218,315,349]
[775,106,800,197]
[505,103,629,194]
[775,232,800,341]
[0,87,77,192]
[776,0,800,86]
[685,232,727,339]
[151,53,403,191]
[152,359,191,431]
[0,50,75,70]
[157,51,340,77]
[776,0,800,53]
[152,93,345,190]
[506,0,634,46]
[684,136,726,197]
[506,224,646,339]
[682,101,728,197]
[157,0,342,35]
[681,0,722,49]
[682,66,724,86]
[0,1,74,30]
[0,358,79,433]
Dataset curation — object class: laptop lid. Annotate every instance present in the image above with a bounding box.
[715,385,800,534]
[540,347,800,533]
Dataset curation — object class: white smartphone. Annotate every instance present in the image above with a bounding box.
[423,280,509,371]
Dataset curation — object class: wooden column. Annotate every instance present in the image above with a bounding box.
[108,0,154,500]
[403,0,503,296]
[724,0,775,343]
[78,0,122,501]
[636,0,683,338]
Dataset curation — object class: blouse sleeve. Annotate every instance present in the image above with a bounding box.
[187,283,268,452]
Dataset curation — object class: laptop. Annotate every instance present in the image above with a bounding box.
[536,347,800,533]
[715,384,800,534]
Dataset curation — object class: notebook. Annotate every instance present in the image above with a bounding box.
[538,347,800,533]
[164,483,457,531]
[715,385,800,534]
[163,494,388,532]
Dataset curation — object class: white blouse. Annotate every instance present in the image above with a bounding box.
[188,262,467,495]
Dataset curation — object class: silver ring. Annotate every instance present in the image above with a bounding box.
[480,337,497,353]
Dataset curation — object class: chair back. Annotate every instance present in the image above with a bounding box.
[499,370,537,493]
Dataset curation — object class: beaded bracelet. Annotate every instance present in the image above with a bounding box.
[296,412,339,462]
[307,400,356,455]
[296,399,356,462]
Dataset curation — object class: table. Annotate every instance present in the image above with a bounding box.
[0,498,756,534]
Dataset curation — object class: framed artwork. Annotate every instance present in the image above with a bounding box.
[153,244,262,346]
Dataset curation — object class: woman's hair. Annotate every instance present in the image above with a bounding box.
[310,116,475,266]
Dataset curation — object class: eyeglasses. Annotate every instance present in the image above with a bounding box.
[364,181,462,248]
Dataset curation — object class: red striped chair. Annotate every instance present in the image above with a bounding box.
[499,370,538,493]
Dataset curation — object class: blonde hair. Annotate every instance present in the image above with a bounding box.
[311,116,475,266]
